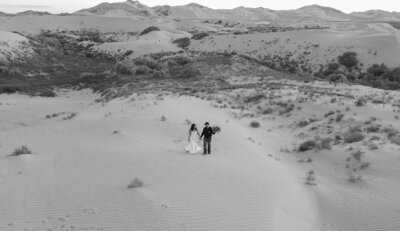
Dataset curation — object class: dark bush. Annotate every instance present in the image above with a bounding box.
[171,55,192,65]
[343,127,365,143]
[173,37,191,49]
[124,50,133,56]
[114,62,132,75]
[192,32,210,40]
[38,89,57,97]
[140,26,160,36]
[250,121,261,128]
[299,141,317,152]
[178,67,200,78]
[338,51,359,69]
[367,63,387,77]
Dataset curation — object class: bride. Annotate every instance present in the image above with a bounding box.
[185,124,202,154]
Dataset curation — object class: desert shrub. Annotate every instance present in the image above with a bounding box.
[318,138,332,150]
[124,50,133,56]
[390,135,400,145]
[262,108,274,114]
[348,175,363,183]
[343,127,365,143]
[250,121,261,128]
[38,89,57,97]
[244,93,265,103]
[297,119,311,127]
[135,66,149,75]
[62,112,78,120]
[298,140,317,152]
[367,63,387,77]
[151,70,167,79]
[127,178,144,189]
[0,86,20,94]
[114,62,132,75]
[384,67,400,83]
[324,111,335,117]
[366,125,380,133]
[328,74,348,83]
[170,55,192,65]
[338,51,359,69]
[382,126,399,138]
[335,113,345,122]
[140,26,160,36]
[355,98,367,106]
[173,37,191,49]
[177,67,200,79]
[10,145,32,156]
[192,32,210,40]
[161,115,167,121]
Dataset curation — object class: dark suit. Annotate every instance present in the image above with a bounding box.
[200,126,215,154]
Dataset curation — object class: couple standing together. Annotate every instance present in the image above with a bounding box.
[185,122,215,155]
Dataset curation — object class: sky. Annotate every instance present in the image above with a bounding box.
[0,0,399,14]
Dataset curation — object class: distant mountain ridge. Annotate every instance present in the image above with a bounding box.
[73,1,400,22]
[1,0,400,23]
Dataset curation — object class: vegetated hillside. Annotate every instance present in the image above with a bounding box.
[351,10,400,21]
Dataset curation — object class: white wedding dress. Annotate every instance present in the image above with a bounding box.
[185,130,202,154]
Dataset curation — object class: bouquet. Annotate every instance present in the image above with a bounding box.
[212,125,221,134]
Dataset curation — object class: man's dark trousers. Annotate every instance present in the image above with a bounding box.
[203,138,211,154]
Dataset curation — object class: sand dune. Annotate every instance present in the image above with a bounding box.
[1,82,400,230]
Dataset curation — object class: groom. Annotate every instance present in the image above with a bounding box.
[200,122,215,155]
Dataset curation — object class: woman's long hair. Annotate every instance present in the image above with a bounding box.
[190,124,197,131]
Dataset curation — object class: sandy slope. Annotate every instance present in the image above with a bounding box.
[92,31,185,59]
[1,85,400,230]
[190,23,400,69]
[0,90,316,231]
[0,31,32,62]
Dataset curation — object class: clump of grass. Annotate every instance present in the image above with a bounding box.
[9,145,32,156]
[127,178,144,189]
[161,115,167,121]
[250,121,261,128]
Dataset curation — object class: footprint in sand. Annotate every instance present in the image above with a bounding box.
[83,208,101,215]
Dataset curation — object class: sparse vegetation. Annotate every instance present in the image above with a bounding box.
[9,145,32,156]
[338,52,359,69]
[140,26,160,36]
[127,178,144,189]
[250,121,261,128]
[298,140,317,152]
[343,127,365,143]
[192,32,210,40]
[173,37,191,49]
[305,170,316,185]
